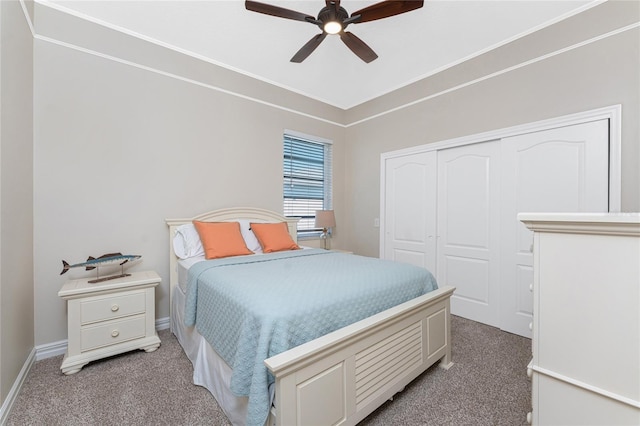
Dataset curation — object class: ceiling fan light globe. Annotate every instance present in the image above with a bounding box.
[324,21,342,34]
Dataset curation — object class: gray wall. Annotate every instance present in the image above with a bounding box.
[1,0,34,403]
[32,5,347,345]
[344,0,640,257]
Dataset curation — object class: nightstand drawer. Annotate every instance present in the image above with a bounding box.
[81,291,145,324]
[81,315,146,352]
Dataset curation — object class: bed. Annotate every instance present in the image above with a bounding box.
[166,207,454,426]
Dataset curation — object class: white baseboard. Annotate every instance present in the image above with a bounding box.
[155,316,170,331]
[0,347,36,424]
[35,339,68,361]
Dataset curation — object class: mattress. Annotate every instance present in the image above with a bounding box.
[177,256,205,293]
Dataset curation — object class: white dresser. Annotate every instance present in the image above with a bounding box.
[58,270,162,374]
[519,213,640,425]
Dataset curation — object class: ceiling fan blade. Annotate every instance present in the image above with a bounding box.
[350,0,424,23]
[291,33,328,63]
[339,31,378,63]
[245,1,315,23]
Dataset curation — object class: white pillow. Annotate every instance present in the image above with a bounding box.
[173,221,266,259]
[238,219,263,254]
[173,223,204,260]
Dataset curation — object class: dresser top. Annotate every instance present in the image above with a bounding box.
[519,212,640,236]
[58,270,161,298]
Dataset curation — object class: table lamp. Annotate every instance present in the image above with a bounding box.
[315,210,336,250]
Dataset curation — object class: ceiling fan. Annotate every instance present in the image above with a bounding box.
[245,0,424,63]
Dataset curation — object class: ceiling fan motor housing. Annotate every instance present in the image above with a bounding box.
[318,5,349,31]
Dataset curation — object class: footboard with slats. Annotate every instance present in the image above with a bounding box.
[265,286,455,426]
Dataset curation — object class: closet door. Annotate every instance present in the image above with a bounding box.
[437,141,501,327]
[382,152,437,272]
[500,119,609,337]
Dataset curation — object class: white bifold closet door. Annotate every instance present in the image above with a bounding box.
[499,120,609,336]
[382,118,610,337]
[436,140,502,327]
[382,152,437,273]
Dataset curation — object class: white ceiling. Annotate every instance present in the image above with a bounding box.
[44,0,600,109]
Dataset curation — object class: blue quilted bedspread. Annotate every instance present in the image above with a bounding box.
[184,249,437,426]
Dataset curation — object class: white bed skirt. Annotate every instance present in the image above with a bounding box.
[172,285,251,425]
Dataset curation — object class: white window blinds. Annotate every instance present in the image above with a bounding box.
[283,133,332,235]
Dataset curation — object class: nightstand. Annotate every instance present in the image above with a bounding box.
[58,270,162,375]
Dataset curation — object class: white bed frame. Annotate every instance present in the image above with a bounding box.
[166,207,455,426]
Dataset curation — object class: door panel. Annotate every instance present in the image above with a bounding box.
[445,256,489,303]
[382,152,437,272]
[500,119,609,337]
[437,141,501,327]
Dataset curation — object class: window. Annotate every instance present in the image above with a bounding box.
[283,131,332,237]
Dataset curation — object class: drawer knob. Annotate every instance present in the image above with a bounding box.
[529,322,533,331]
[529,283,533,292]
[527,367,533,378]
[527,412,532,424]
[111,304,119,312]
[111,330,120,338]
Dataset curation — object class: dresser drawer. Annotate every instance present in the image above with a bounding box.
[81,315,146,352]
[81,291,145,324]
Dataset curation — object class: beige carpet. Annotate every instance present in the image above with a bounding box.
[8,316,531,425]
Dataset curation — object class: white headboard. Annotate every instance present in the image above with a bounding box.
[165,207,299,313]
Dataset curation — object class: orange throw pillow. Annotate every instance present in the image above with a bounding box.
[193,221,253,260]
[250,222,300,253]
